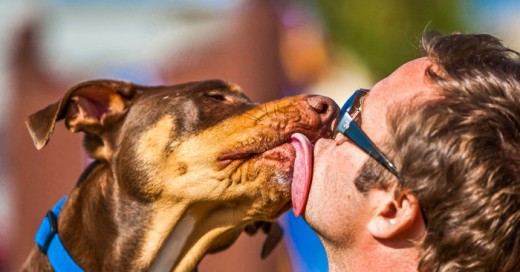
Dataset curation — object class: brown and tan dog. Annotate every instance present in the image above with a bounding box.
[21,79,337,271]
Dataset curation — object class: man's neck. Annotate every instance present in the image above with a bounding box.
[323,237,420,272]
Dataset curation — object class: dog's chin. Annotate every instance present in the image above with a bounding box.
[216,142,295,217]
[248,143,295,216]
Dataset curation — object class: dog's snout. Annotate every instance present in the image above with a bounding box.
[307,95,338,124]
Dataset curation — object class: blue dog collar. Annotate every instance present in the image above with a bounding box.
[35,196,83,272]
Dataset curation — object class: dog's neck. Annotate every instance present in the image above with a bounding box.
[147,202,244,271]
[56,161,243,271]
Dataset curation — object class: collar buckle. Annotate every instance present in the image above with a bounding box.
[36,210,58,254]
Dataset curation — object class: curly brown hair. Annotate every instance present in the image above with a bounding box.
[357,32,520,271]
[397,32,520,271]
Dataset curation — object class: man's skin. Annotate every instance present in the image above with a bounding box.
[304,58,437,271]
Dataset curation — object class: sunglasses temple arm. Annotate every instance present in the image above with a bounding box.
[344,121,398,176]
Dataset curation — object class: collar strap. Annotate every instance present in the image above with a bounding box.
[35,196,83,272]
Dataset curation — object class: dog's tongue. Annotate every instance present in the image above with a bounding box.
[290,133,313,217]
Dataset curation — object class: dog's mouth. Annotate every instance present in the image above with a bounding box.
[216,133,321,171]
[215,95,338,218]
[218,137,293,168]
[217,132,321,216]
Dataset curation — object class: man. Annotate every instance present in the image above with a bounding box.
[299,32,520,271]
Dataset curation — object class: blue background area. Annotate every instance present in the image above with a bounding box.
[285,211,328,272]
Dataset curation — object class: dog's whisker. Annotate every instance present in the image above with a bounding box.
[244,111,260,121]
[254,104,268,117]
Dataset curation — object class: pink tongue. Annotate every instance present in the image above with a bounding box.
[289,133,313,217]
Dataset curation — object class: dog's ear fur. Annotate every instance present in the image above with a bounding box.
[244,221,284,259]
[26,80,137,150]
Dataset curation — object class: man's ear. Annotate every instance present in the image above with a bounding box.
[367,189,425,240]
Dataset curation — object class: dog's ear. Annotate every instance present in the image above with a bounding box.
[25,80,137,150]
[244,221,284,259]
[260,221,284,259]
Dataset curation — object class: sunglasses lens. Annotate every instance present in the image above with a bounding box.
[341,90,359,118]
[335,90,360,134]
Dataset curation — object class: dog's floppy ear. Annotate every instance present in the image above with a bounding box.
[25,80,137,150]
[244,221,284,259]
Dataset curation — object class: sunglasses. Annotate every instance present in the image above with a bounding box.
[334,89,398,177]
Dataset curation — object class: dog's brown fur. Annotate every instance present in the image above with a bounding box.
[21,79,337,271]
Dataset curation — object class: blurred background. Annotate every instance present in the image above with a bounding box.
[1,0,519,271]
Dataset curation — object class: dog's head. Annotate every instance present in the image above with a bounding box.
[26,79,338,263]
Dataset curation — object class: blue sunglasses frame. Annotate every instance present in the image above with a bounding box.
[335,89,398,177]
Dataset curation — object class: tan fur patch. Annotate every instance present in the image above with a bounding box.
[158,126,245,200]
[227,82,242,93]
[137,115,175,164]
[139,203,189,269]
[107,92,126,113]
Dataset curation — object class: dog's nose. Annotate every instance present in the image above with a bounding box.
[307,95,338,124]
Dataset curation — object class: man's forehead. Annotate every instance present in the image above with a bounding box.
[362,57,437,142]
[371,58,431,98]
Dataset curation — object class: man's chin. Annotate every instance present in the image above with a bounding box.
[299,204,323,237]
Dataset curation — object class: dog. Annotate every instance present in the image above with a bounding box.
[21,79,338,271]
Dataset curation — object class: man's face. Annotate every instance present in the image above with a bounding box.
[303,58,437,247]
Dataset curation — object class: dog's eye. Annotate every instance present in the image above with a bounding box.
[205,92,227,101]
